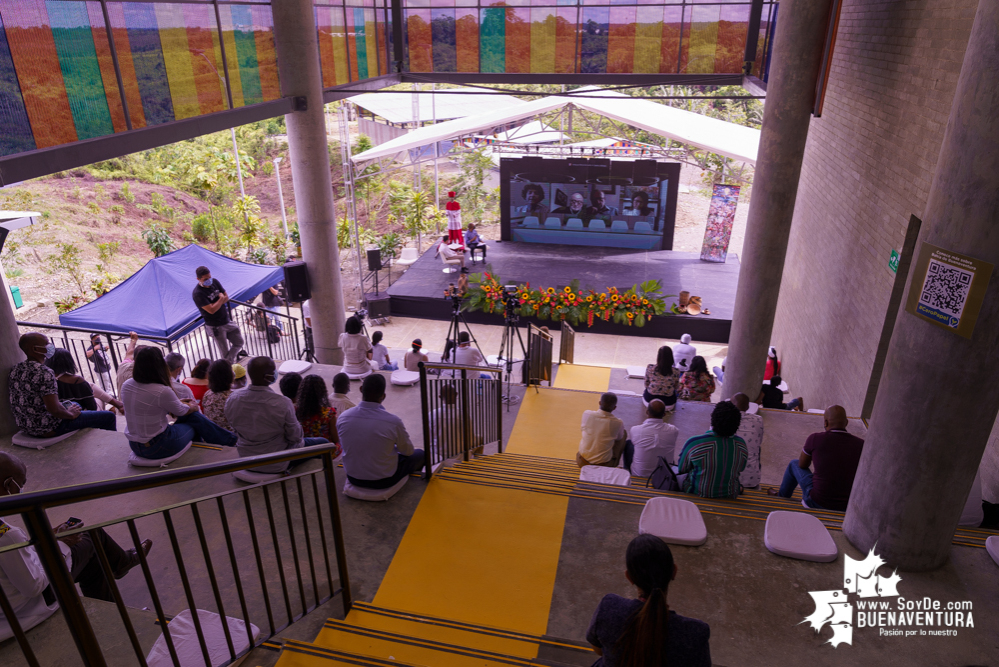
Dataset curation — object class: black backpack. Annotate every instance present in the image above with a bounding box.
[266,324,282,344]
[647,456,681,492]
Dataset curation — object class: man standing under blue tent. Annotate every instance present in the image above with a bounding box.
[192,266,244,363]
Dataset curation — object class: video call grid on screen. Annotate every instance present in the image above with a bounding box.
[499,157,680,251]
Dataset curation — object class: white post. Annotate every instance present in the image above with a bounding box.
[232,127,249,228]
[433,82,440,221]
[273,157,289,237]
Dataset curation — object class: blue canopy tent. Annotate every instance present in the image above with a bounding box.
[59,245,285,338]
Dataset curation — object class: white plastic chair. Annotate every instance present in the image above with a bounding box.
[611,220,628,232]
[397,247,419,266]
[588,219,606,231]
[634,221,653,233]
[544,217,562,229]
[522,216,540,228]
[440,251,461,274]
[566,218,584,230]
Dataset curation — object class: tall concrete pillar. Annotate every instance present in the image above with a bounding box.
[844,0,999,570]
[0,298,22,435]
[272,0,346,364]
[722,0,833,399]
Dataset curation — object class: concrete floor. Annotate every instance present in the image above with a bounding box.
[2,340,994,666]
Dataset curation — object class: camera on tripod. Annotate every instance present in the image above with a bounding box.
[501,285,520,320]
[443,283,464,311]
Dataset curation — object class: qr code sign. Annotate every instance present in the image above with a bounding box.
[919,259,973,323]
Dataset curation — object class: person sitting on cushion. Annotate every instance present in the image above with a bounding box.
[337,374,424,489]
[586,534,711,666]
[181,358,211,402]
[9,333,116,438]
[279,372,303,405]
[624,399,679,476]
[201,359,236,432]
[371,331,398,371]
[404,339,429,372]
[577,393,627,468]
[768,405,864,510]
[121,347,237,460]
[678,356,715,402]
[757,375,803,411]
[165,353,195,402]
[677,401,747,499]
[672,334,696,371]
[339,316,373,376]
[225,357,330,474]
[46,349,124,414]
[330,373,356,416]
[295,374,341,451]
[644,346,681,408]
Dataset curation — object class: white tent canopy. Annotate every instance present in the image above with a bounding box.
[351,88,760,166]
[348,86,525,124]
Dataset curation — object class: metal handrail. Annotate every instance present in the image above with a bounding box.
[14,320,171,342]
[0,444,351,667]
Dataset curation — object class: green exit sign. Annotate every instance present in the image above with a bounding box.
[889,249,900,274]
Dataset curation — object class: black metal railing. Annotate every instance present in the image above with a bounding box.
[559,322,575,365]
[418,362,503,479]
[17,300,302,400]
[526,324,553,386]
[0,444,349,667]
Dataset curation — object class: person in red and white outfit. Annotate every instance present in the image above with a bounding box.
[445,191,464,246]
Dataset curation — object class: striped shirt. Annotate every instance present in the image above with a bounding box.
[677,430,748,499]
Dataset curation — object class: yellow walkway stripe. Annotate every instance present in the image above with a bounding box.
[552,364,612,391]
[505,387,596,460]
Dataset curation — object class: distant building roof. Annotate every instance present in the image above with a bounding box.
[348,87,526,124]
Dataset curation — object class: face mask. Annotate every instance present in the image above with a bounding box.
[201,278,213,287]
[35,343,55,359]
[264,373,276,384]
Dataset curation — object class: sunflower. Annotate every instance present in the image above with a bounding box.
[568,293,576,301]
[547,287,556,294]
[627,312,635,319]
[564,286,572,293]
[642,299,649,305]
[585,295,593,302]
[611,295,619,302]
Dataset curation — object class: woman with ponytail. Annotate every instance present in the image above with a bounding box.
[586,534,710,666]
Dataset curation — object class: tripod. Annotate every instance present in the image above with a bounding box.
[300,327,317,363]
[442,290,485,365]
[495,295,534,409]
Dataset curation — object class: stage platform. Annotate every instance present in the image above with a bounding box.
[386,242,739,343]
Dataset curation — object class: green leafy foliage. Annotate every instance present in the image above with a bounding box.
[142,224,176,257]
[50,243,88,294]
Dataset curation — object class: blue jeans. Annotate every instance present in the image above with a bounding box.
[52,409,117,436]
[267,306,284,331]
[784,397,802,410]
[348,449,426,489]
[623,440,635,473]
[130,412,237,460]
[777,459,825,509]
[379,362,399,371]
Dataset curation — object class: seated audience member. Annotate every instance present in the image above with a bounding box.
[0,452,153,630]
[371,331,398,371]
[115,331,140,393]
[644,346,681,407]
[436,234,466,269]
[165,353,195,402]
[279,372,303,404]
[9,333,116,437]
[202,359,236,432]
[677,401,747,499]
[225,357,330,473]
[46,349,125,414]
[296,374,341,450]
[464,223,486,260]
[673,333,697,371]
[428,384,484,456]
[678,356,715,402]
[624,400,680,476]
[232,363,248,389]
[764,346,781,382]
[453,331,490,377]
[121,348,236,460]
[577,393,627,468]
[337,374,425,488]
[330,373,356,415]
[712,356,726,385]
[404,339,429,372]
[339,316,372,375]
[181,359,211,402]
[757,375,803,411]
[731,392,763,489]
[768,405,864,510]
[587,534,711,667]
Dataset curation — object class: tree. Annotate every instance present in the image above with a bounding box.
[142,225,176,258]
[456,147,497,226]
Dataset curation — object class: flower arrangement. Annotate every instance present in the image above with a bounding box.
[465,273,670,327]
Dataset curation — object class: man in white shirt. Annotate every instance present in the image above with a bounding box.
[337,374,424,488]
[577,393,627,468]
[437,235,466,269]
[673,334,697,371]
[224,357,330,473]
[623,400,680,477]
[0,453,151,641]
[731,392,763,489]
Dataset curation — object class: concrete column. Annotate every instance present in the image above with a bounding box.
[844,0,999,570]
[0,296,21,435]
[271,0,345,364]
[721,0,834,400]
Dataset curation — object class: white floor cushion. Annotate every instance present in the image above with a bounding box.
[580,466,632,486]
[129,442,192,468]
[986,536,999,567]
[346,369,372,380]
[146,608,259,667]
[279,359,312,375]
[343,476,408,501]
[233,469,286,484]
[764,510,838,562]
[11,430,81,450]
[625,366,646,379]
[638,497,708,546]
[390,370,421,386]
